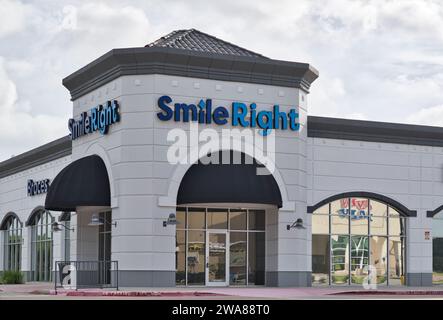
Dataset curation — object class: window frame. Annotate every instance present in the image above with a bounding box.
[312,198,407,286]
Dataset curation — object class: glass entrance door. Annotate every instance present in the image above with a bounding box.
[206,231,229,286]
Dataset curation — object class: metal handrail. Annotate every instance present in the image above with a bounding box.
[54,260,119,293]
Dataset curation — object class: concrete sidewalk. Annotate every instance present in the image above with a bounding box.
[2,282,443,299]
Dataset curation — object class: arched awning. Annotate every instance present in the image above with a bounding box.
[177,151,282,207]
[58,212,71,222]
[45,155,110,211]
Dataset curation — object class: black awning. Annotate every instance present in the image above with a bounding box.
[45,155,110,211]
[177,152,282,208]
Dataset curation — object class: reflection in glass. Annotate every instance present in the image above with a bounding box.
[208,233,226,282]
[433,238,443,284]
[248,210,265,230]
[312,214,329,235]
[176,207,186,227]
[351,215,368,236]
[389,237,405,285]
[312,235,329,285]
[389,217,405,237]
[187,208,205,229]
[229,232,247,285]
[389,206,400,217]
[350,236,369,284]
[187,231,205,285]
[248,232,265,285]
[350,198,369,235]
[98,212,112,284]
[370,200,388,217]
[370,217,388,235]
[312,197,407,287]
[371,236,387,285]
[176,207,266,286]
[331,235,349,285]
[3,215,22,271]
[331,215,349,234]
[331,199,349,234]
[31,210,53,282]
[229,210,247,230]
[176,230,186,285]
[207,209,228,229]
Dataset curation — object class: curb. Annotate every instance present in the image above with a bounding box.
[50,290,230,297]
[330,290,443,296]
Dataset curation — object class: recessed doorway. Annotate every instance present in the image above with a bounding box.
[175,207,265,287]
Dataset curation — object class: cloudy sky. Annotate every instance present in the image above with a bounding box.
[1,0,443,161]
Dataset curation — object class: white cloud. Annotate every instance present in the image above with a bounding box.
[0,57,66,159]
[406,105,443,127]
[0,0,31,38]
[343,113,368,121]
[0,2,154,160]
[0,57,17,113]
[51,2,151,66]
[2,0,443,160]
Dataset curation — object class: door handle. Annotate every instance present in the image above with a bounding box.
[206,262,209,268]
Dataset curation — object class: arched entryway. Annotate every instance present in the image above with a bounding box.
[175,151,282,287]
[44,154,114,286]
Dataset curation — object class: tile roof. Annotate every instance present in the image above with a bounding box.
[146,29,268,58]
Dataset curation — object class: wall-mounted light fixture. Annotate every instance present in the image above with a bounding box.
[287,218,305,230]
[163,213,179,227]
[88,213,117,227]
[52,221,75,233]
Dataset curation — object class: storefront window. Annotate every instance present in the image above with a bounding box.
[312,197,406,286]
[248,210,265,231]
[248,232,265,285]
[98,211,112,285]
[176,207,186,227]
[432,211,443,284]
[3,215,22,272]
[370,217,388,235]
[207,209,228,229]
[176,230,186,285]
[187,230,205,285]
[187,208,205,229]
[350,198,369,235]
[371,236,388,285]
[331,200,349,234]
[331,235,349,285]
[176,207,265,286]
[389,236,406,285]
[31,210,53,282]
[312,205,329,235]
[230,232,247,285]
[229,210,247,230]
[312,234,329,285]
[350,236,369,284]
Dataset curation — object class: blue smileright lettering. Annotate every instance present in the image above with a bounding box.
[157,95,173,121]
[68,100,120,141]
[156,96,300,133]
[231,102,249,127]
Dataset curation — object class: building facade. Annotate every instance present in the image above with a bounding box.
[0,29,441,287]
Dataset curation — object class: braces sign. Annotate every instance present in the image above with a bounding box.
[156,95,300,135]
